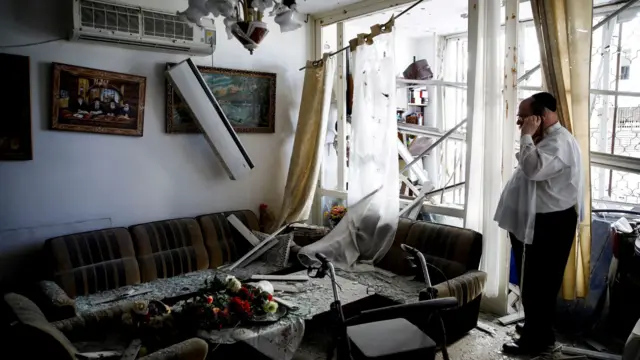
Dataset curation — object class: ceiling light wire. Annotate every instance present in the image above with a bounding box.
[299,0,425,70]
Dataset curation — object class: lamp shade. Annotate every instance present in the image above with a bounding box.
[231,21,269,54]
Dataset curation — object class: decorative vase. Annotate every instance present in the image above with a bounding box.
[231,21,269,54]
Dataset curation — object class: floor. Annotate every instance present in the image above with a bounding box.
[293,312,592,360]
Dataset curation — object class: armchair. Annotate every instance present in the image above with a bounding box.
[376,218,487,341]
[3,293,208,360]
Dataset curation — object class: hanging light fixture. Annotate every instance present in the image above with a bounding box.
[178,0,304,54]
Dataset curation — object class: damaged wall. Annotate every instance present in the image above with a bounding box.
[0,0,308,282]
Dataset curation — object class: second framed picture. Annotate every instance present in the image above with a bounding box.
[51,63,146,136]
[166,64,276,134]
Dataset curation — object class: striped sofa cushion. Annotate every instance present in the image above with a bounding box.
[45,228,140,298]
[197,210,259,268]
[130,218,209,282]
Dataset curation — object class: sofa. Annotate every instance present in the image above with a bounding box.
[4,292,209,360]
[375,218,487,342]
[35,209,261,319]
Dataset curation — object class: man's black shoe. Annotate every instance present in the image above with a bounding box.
[515,323,524,335]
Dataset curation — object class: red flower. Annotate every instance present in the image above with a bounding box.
[267,294,273,301]
[238,287,250,300]
[230,296,252,315]
[206,296,214,304]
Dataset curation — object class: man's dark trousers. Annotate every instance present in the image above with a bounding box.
[510,206,578,345]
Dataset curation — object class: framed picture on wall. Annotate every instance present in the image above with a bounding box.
[51,63,146,136]
[0,53,32,160]
[165,64,276,134]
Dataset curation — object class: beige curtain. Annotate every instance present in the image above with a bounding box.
[270,56,337,232]
[531,0,593,299]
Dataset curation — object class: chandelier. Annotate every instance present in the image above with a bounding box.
[178,0,304,54]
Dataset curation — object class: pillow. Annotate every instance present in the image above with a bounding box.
[252,231,293,268]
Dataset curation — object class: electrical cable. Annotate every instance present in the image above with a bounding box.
[0,38,63,49]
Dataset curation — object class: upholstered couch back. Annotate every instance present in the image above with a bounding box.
[44,210,259,298]
[376,218,483,280]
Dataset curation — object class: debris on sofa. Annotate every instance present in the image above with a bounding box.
[228,214,261,246]
[226,218,297,270]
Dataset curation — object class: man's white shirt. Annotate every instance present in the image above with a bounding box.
[494,122,584,244]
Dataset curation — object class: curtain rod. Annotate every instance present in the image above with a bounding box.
[299,0,425,71]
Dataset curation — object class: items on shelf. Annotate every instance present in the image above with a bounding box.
[402,57,434,80]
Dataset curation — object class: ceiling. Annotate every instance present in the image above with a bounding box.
[295,0,367,14]
[300,0,628,36]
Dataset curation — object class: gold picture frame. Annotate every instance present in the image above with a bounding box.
[52,63,146,136]
[166,64,276,134]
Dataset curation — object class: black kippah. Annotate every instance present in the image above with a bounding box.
[532,92,557,112]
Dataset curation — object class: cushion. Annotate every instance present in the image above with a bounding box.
[252,231,293,268]
[4,293,76,360]
[197,210,260,268]
[403,221,483,272]
[431,270,487,305]
[348,318,436,359]
[130,218,209,282]
[45,228,141,298]
[375,218,416,275]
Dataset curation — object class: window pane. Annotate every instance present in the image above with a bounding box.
[444,37,467,82]
[592,166,640,205]
[421,214,464,227]
[591,95,640,158]
[591,20,620,90]
[518,23,542,87]
[618,17,640,93]
[321,24,337,54]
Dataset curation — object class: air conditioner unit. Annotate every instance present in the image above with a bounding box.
[71,0,216,56]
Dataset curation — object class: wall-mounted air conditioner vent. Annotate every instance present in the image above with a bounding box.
[72,0,215,56]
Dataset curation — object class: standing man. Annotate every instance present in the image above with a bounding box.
[494,92,584,355]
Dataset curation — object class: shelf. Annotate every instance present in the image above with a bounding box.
[408,103,428,107]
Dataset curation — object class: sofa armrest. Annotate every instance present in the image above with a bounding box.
[37,280,76,320]
[431,270,487,306]
[139,338,208,360]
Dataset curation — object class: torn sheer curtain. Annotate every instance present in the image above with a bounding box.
[465,0,505,298]
[298,29,399,271]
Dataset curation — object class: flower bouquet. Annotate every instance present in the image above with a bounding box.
[325,205,347,228]
[176,275,282,331]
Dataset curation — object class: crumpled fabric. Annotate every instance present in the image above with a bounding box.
[178,0,301,34]
[253,0,275,13]
[206,0,238,18]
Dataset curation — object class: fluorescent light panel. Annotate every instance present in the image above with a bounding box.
[165,59,254,180]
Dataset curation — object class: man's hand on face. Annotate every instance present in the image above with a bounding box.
[520,115,542,137]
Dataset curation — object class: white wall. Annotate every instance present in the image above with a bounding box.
[0,0,309,281]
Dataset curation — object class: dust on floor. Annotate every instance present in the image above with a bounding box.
[294,312,589,360]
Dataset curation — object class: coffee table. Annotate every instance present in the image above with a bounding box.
[72,263,407,360]
[196,270,372,360]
